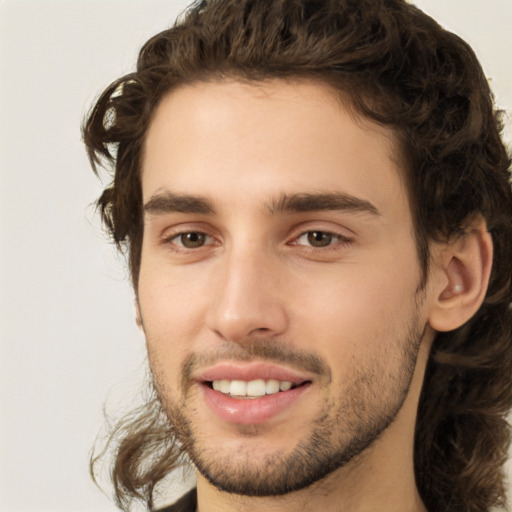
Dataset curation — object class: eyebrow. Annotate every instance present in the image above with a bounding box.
[143,190,380,217]
[144,191,215,215]
[266,192,381,216]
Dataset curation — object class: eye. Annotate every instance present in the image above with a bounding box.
[295,230,347,248]
[171,231,210,248]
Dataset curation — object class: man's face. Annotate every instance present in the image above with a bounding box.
[138,79,433,495]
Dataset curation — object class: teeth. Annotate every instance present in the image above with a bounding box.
[265,379,280,394]
[211,379,296,397]
[279,381,292,391]
[246,379,266,396]
[212,380,231,393]
[230,380,247,396]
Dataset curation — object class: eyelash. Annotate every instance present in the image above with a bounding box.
[165,231,217,249]
[290,230,352,250]
[161,228,352,253]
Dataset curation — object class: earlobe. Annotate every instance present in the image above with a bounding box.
[428,219,493,332]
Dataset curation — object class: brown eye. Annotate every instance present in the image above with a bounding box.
[306,231,334,247]
[178,232,207,248]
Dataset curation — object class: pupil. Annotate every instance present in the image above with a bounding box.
[307,231,332,247]
[182,232,206,248]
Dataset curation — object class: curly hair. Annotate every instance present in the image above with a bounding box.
[83,0,512,510]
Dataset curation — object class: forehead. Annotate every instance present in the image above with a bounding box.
[141,79,407,218]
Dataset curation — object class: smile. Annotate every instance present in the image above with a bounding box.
[195,362,314,423]
[211,379,297,398]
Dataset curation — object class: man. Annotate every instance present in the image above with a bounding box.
[84,0,512,511]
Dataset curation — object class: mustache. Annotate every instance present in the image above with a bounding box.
[181,339,331,388]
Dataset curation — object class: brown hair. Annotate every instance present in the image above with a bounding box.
[83,0,512,510]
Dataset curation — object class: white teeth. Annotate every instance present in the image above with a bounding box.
[229,380,247,396]
[265,379,280,394]
[279,381,292,391]
[219,380,231,393]
[211,379,296,397]
[246,379,266,396]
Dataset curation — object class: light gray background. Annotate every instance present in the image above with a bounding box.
[1,1,511,511]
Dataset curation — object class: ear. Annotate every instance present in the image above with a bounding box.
[135,298,144,330]
[428,218,493,332]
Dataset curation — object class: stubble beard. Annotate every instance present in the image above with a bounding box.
[150,316,426,497]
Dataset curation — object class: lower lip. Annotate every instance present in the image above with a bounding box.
[200,383,311,425]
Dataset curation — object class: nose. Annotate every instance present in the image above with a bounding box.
[205,245,289,343]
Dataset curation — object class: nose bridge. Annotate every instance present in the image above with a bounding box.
[206,238,288,342]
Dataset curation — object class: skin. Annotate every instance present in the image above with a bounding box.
[136,79,484,512]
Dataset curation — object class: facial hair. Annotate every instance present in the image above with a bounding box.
[149,309,426,498]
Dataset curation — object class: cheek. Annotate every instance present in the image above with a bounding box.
[290,248,422,367]
[138,251,209,330]
[137,265,210,379]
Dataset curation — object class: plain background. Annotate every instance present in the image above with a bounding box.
[0,1,511,511]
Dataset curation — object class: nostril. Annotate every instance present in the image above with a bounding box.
[252,327,271,333]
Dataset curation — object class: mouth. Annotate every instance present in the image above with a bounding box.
[195,363,314,424]
[206,378,308,399]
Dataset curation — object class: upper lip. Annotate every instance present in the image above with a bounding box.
[194,362,312,384]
